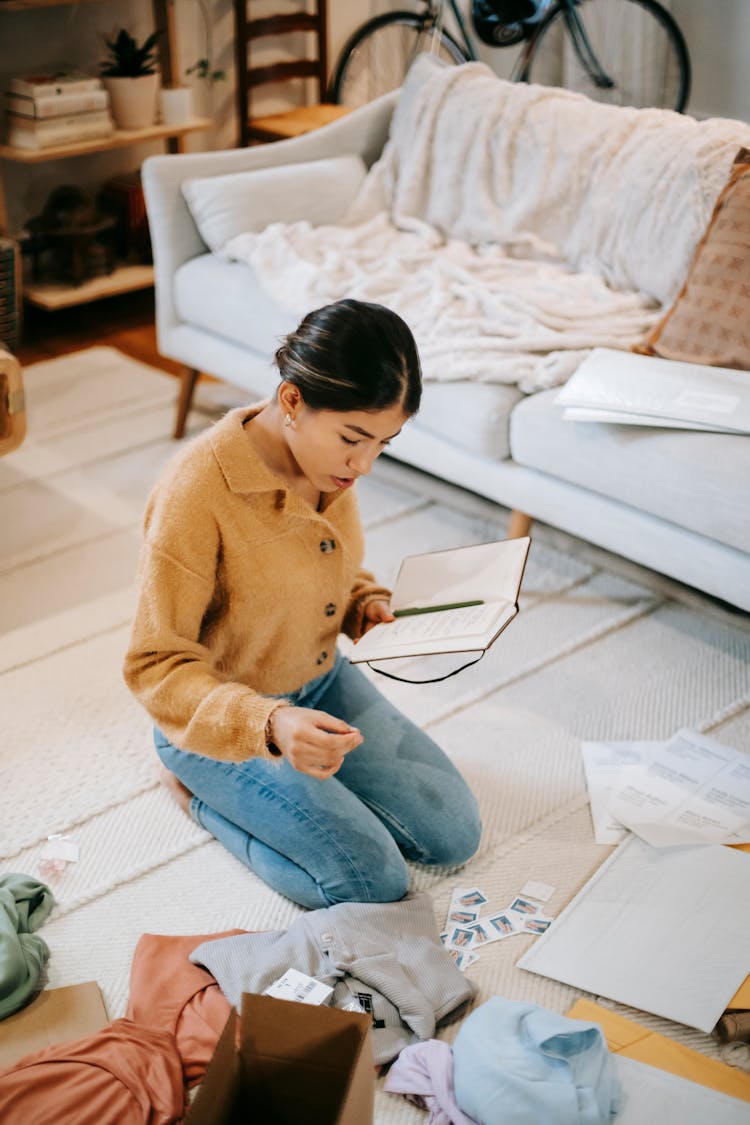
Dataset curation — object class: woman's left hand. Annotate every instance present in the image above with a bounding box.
[362,599,395,634]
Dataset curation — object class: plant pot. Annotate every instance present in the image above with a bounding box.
[159,86,194,126]
[103,73,159,130]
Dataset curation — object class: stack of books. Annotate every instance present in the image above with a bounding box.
[4,73,115,150]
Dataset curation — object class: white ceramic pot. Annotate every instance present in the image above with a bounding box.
[158,86,194,126]
[103,73,159,130]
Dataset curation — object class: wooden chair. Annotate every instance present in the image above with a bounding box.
[234,0,350,146]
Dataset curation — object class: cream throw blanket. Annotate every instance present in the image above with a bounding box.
[224,60,750,392]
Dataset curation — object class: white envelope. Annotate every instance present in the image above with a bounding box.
[556,348,750,433]
[518,835,750,1034]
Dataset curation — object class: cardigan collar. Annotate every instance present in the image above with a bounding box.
[209,404,344,514]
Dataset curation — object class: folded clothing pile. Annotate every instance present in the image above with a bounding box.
[385,996,619,1125]
[190,891,476,1065]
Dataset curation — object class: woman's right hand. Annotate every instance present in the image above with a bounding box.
[267,707,363,778]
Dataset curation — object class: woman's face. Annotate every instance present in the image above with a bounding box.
[288,401,409,494]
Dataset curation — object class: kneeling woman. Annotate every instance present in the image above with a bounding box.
[123,299,481,908]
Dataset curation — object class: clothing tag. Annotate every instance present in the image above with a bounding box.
[40,835,79,863]
[354,991,386,1029]
[341,996,366,1014]
[263,967,333,1006]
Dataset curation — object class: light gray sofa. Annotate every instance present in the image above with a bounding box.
[142,71,750,614]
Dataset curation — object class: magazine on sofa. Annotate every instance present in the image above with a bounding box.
[556,348,750,434]
[351,537,531,664]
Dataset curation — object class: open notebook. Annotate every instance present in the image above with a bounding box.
[556,348,750,433]
[351,537,530,665]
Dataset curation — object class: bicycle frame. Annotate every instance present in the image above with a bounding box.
[431,0,617,90]
[517,1,617,88]
[424,0,480,61]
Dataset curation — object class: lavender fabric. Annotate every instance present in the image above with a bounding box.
[385,1039,478,1125]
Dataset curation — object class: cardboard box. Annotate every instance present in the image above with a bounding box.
[0,982,108,1069]
[187,993,374,1125]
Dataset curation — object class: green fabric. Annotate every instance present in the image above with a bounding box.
[0,873,55,1019]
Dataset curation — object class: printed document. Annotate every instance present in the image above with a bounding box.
[581,740,662,845]
[608,728,750,847]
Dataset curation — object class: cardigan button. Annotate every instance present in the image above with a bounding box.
[316,651,328,665]
[324,602,336,617]
[319,538,336,553]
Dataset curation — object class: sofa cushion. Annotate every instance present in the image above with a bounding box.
[636,148,750,370]
[175,253,520,459]
[417,381,522,461]
[510,390,750,553]
[181,154,367,253]
[175,253,299,357]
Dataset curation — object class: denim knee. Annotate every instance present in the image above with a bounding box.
[327,849,410,906]
[426,792,482,867]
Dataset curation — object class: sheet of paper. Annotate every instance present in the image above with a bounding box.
[561,406,742,433]
[389,537,530,611]
[608,729,750,847]
[519,880,556,902]
[581,740,663,845]
[615,1056,750,1124]
[382,601,507,646]
[351,601,517,663]
[518,835,750,1034]
[566,999,750,1103]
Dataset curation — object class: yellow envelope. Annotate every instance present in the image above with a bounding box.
[728,976,750,1010]
[567,998,750,1103]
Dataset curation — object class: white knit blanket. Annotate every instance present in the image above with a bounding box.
[224,60,749,392]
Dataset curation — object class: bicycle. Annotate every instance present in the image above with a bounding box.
[331,0,691,114]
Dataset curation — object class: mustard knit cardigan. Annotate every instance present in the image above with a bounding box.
[123,406,390,762]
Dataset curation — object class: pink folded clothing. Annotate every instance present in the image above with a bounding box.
[0,928,246,1123]
[126,930,244,1086]
[0,1019,185,1125]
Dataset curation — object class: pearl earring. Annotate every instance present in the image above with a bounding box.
[284,413,294,428]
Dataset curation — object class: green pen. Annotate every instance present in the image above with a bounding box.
[392,599,484,618]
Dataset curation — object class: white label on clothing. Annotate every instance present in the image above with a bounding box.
[263,967,333,1006]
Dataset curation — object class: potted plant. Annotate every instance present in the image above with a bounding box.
[101,28,161,130]
[161,2,226,126]
[184,0,226,87]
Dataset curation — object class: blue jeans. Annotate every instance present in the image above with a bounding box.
[154,652,481,909]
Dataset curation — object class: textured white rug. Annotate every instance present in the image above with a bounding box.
[1,347,749,1119]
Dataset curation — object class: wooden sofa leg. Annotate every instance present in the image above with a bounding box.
[508,509,533,538]
[173,366,200,439]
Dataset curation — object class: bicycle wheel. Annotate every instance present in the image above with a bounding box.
[519,0,691,112]
[332,11,469,108]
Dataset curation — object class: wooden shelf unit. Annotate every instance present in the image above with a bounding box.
[0,119,212,164]
[0,0,103,9]
[0,0,204,308]
[24,262,155,309]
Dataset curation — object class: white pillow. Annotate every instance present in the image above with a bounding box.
[181,154,368,253]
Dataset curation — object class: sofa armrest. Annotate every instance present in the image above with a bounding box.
[142,91,398,351]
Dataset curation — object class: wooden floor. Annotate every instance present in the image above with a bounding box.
[17,289,181,378]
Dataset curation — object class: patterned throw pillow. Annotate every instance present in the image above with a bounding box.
[635,148,750,369]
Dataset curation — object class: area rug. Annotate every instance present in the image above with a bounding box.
[1,347,748,1119]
